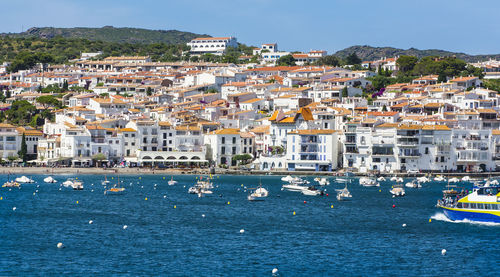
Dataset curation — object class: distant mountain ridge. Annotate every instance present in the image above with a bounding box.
[334,45,500,62]
[2,26,208,44]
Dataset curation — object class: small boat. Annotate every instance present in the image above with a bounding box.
[390,176,398,182]
[281,175,294,182]
[189,177,214,195]
[449,177,459,183]
[62,180,74,187]
[102,176,110,185]
[168,176,178,186]
[434,175,446,182]
[15,176,34,183]
[336,184,352,201]
[377,176,386,182]
[2,181,20,188]
[105,176,125,195]
[248,179,269,201]
[335,178,349,183]
[390,185,405,196]
[301,186,323,196]
[282,183,308,192]
[416,176,429,183]
[359,177,379,187]
[72,180,84,190]
[44,176,57,183]
[405,180,422,188]
[314,177,330,186]
[396,177,404,183]
[461,176,471,182]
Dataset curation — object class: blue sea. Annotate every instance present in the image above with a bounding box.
[1,174,499,276]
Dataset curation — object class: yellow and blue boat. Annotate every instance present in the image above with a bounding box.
[437,183,500,223]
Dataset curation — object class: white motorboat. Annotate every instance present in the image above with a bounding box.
[396,177,404,183]
[168,176,178,186]
[15,176,34,183]
[405,180,422,188]
[449,177,459,183]
[336,185,352,201]
[461,176,471,182]
[314,177,330,186]
[301,186,323,196]
[282,183,308,192]
[44,176,57,183]
[281,175,294,182]
[189,178,214,195]
[416,176,429,183]
[335,178,349,183]
[390,176,398,182]
[72,181,83,190]
[359,177,379,187]
[434,175,446,182]
[390,186,405,196]
[62,180,74,187]
[377,176,386,182]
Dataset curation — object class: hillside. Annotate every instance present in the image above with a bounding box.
[334,45,500,62]
[3,26,208,44]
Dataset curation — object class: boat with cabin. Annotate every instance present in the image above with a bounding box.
[437,183,500,223]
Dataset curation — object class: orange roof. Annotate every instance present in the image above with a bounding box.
[297,107,313,121]
[450,76,478,82]
[278,117,296,123]
[422,125,451,131]
[368,111,398,117]
[269,110,280,121]
[213,128,240,135]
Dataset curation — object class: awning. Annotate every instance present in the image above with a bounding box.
[140,159,208,163]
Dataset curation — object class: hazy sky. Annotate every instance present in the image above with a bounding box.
[3,0,499,55]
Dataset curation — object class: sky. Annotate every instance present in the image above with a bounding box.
[2,0,499,55]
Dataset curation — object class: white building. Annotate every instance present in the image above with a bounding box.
[187,37,238,55]
[286,129,339,171]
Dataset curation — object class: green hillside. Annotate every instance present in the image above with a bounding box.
[4,26,208,44]
[334,45,500,62]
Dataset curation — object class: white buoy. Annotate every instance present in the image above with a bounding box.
[141,186,144,189]
[154,184,157,187]
[123,225,128,230]
[37,185,39,188]
[163,195,167,198]
[59,188,62,191]
[441,249,447,255]
[57,242,64,248]
[240,229,245,234]
[202,214,206,218]
[91,189,94,192]
[33,192,36,196]
[35,190,38,193]
[272,268,278,275]
[12,207,17,211]
[89,220,93,224]
[402,223,407,227]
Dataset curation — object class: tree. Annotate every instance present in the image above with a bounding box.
[62,80,69,91]
[316,55,341,66]
[396,55,418,74]
[277,54,296,66]
[92,153,107,167]
[232,153,253,165]
[5,100,36,125]
[146,87,152,96]
[345,53,361,65]
[342,86,348,98]
[37,95,61,108]
[382,105,387,112]
[18,133,27,163]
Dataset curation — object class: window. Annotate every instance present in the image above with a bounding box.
[232,137,236,144]
[222,137,225,144]
[221,147,225,154]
